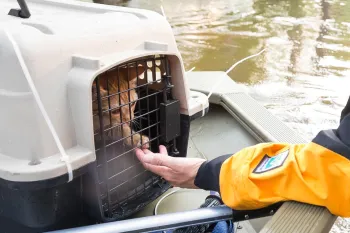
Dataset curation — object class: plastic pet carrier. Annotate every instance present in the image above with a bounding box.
[0,0,209,231]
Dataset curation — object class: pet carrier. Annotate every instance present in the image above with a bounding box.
[0,0,209,231]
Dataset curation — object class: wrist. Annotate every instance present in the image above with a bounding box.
[194,154,232,192]
[189,159,206,189]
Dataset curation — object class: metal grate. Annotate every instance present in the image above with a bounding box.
[91,55,177,218]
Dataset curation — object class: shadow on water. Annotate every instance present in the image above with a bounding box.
[85,0,350,231]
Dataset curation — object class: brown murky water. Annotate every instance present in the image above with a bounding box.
[84,0,350,231]
[87,0,350,141]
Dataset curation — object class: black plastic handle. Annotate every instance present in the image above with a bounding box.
[8,0,31,18]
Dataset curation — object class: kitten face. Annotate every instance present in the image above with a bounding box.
[92,65,149,148]
[92,69,138,127]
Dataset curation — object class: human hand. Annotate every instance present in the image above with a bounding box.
[135,145,206,189]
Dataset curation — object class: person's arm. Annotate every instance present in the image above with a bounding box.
[194,96,350,217]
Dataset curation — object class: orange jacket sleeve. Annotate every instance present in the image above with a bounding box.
[194,96,350,217]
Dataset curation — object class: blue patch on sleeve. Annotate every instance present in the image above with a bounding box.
[253,150,289,174]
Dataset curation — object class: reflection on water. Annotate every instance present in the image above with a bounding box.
[88,0,350,231]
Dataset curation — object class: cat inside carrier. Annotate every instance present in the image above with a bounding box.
[0,0,209,232]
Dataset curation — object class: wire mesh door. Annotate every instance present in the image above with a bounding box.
[92,55,178,219]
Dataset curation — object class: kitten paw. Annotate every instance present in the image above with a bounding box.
[131,134,149,149]
[138,135,150,149]
[125,133,150,149]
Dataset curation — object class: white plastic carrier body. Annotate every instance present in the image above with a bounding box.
[0,0,208,182]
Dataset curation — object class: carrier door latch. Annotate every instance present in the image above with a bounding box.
[160,73,180,143]
[160,99,180,143]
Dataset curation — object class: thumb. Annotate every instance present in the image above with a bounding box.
[159,145,168,155]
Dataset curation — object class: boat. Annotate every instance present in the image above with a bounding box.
[0,0,336,232]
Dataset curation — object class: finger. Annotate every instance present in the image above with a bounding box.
[142,163,172,178]
[146,153,173,167]
[159,145,168,155]
[136,148,173,167]
[135,148,145,158]
[145,153,164,166]
[142,149,152,154]
[135,148,148,164]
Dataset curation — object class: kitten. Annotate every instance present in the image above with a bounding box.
[92,65,150,149]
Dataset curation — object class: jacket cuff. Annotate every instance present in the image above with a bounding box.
[194,154,232,192]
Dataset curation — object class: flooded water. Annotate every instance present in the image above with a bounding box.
[86,0,350,231]
[89,0,350,141]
